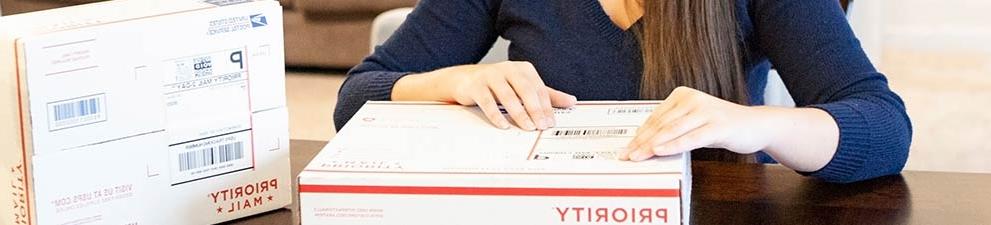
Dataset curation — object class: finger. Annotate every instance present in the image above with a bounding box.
[632,87,705,147]
[511,61,557,127]
[647,113,709,149]
[632,101,677,140]
[639,86,694,133]
[629,125,713,161]
[473,90,511,129]
[538,87,555,127]
[639,124,720,161]
[547,87,578,108]
[628,102,694,151]
[619,102,676,161]
[618,104,671,161]
[488,78,536,131]
[505,73,549,130]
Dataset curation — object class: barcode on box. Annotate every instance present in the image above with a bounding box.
[549,128,631,138]
[54,98,98,121]
[169,131,254,185]
[607,107,654,115]
[178,141,244,172]
[47,94,108,131]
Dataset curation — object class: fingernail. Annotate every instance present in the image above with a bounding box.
[543,118,554,128]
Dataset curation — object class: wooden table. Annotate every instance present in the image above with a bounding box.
[223,140,991,224]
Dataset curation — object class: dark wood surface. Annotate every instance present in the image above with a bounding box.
[224,140,991,225]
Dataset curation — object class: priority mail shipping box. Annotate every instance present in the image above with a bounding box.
[299,101,691,225]
[0,0,291,224]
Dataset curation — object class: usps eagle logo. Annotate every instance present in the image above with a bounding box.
[250,14,268,28]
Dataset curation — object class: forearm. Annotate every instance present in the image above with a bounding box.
[759,106,840,172]
[391,66,467,102]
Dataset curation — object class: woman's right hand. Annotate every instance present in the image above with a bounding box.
[392,61,578,130]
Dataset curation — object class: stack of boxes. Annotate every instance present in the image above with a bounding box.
[0,0,291,224]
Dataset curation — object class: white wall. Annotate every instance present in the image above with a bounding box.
[849,0,991,173]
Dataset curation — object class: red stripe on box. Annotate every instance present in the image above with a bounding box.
[299,185,680,197]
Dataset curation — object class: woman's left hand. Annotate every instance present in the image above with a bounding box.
[619,86,778,161]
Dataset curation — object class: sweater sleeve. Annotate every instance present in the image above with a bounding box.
[752,0,912,183]
[334,0,501,130]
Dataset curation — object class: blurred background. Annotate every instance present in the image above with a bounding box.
[846,1,991,173]
[3,0,989,173]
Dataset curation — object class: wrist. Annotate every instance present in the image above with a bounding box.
[392,70,457,102]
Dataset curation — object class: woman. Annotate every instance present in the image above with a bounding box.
[334,0,912,183]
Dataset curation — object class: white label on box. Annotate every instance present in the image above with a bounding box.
[162,47,252,144]
[169,130,253,185]
[161,47,256,185]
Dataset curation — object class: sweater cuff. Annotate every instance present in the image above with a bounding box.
[363,71,414,101]
[803,102,873,183]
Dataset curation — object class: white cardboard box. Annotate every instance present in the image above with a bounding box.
[299,101,691,225]
[0,0,291,224]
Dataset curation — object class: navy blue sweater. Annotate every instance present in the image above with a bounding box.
[335,0,912,183]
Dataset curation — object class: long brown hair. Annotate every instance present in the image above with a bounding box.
[636,0,753,162]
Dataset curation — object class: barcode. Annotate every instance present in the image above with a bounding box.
[52,97,100,122]
[607,107,653,115]
[550,129,628,137]
[178,141,244,172]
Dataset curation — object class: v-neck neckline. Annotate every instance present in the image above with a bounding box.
[580,0,640,42]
